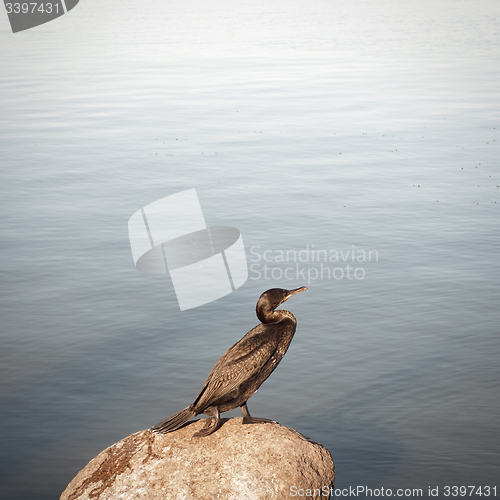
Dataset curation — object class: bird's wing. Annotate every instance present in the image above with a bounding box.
[193,333,277,410]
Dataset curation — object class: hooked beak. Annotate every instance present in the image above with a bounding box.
[284,286,308,301]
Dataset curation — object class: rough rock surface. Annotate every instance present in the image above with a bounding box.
[60,417,335,500]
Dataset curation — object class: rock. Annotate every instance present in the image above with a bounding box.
[60,417,335,500]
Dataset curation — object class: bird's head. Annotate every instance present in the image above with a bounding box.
[256,286,308,323]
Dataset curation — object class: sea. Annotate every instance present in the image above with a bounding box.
[0,1,499,498]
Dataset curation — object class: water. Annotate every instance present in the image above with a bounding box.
[0,1,499,498]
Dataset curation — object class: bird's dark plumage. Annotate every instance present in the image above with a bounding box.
[152,286,308,437]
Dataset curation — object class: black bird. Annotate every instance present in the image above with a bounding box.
[152,286,308,437]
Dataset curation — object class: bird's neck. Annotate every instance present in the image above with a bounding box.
[259,308,297,325]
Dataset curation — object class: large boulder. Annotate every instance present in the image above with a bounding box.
[60,417,335,499]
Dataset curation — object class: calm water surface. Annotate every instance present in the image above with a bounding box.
[0,1,499,498]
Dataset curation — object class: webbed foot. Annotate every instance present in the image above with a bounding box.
[193,407,222,437]
[242,416,276,424]
[240,402,276,425]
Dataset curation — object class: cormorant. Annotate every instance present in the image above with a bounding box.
[152,286,308,437]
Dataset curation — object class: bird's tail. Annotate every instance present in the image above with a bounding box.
[151,406,196,434]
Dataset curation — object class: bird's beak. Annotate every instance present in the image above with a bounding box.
[284,286,308,301]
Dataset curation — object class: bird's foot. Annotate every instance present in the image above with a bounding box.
[242,416,276,425]
[193,416,222,437]
[240,402,277,425]
[193,427,216,437]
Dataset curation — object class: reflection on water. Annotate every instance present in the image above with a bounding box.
[0,0,499,498]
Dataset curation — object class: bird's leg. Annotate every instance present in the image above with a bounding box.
[241,402,276,425]
[193,407,222,437]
